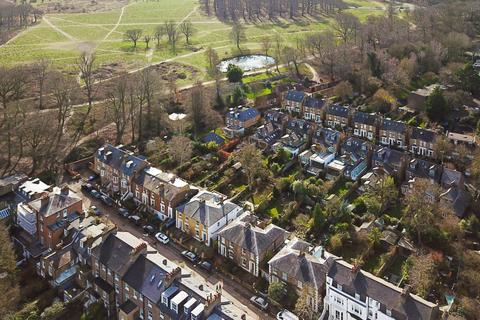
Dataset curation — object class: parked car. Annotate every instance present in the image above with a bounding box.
[143,225,155,235]
[277,310,299,320]
[90,206,102,216]
[118,208,131,218]
[81,183,93,192]
[100,195,113,206]
[155,232,170,244]
[87,174,99,182]
[129,215,141,226]
[198,260,213,272]
[250,295,268,311]
[181,250,198,264]
[90,189,101,199]
[164,218,175,229]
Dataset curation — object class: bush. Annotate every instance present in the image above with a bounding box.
[226,64,243,83]
[268,281,286,303]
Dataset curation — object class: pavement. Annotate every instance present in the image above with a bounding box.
[68,179,275,320]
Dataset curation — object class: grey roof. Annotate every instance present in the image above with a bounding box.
[341,137,370,158]
[29,187,81,217]
[218,215,288,257]
[91,233,140,276]
[122,255,169,305]
[254,123,282,146]
[327,104,349,118]
[0,172,28,188]
[304,96,325,109]
[264,109,287,125]
[287,118,311,136]
[441,168,462,188]
[313,128,341,149]
[120,300,138,314]
[285,90,306,103]
[96,144,149,177]
[134,167,189,202]
[354,111,378,126]
[411,127,437,143]
[381,119,406,133]
[406,159,441,182]
[328,260,438,320]
[180,191,242,227]
[268,238,336,291]
[373,147,408,175]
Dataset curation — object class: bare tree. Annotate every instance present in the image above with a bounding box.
[168,135,192,165]
[235,144,268,190]
[125,29,143,48]
[144,34,152,49]
[205,46,220,77]
[164,20,179,53]
[138,68,156,136]
[0,222,19,314]
[32,58,51,110]
[107,75,130,144]
[179,20,195,45]
[74,52,96,140]
[273,34,283,73]
[154,25,165,46]
[190,82,204,138]
[260,36,272,57]
[230,23,246,53]
[283,46,301,76]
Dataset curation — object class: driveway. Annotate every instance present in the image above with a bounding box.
[69,179,275,320]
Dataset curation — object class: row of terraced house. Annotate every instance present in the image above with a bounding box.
[91,144,441,320]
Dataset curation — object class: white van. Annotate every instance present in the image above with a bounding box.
[277,309,299,320]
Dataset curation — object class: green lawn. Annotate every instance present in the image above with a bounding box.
[0,0,387,85]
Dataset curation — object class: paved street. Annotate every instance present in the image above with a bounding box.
[68,179,274,320]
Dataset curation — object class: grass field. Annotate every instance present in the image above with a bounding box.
[0,0,387,78]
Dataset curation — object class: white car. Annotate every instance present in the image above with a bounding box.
[277,310,299,320]
[155,232,170,244]
[250,295,268,311]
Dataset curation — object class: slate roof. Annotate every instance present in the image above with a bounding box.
[326,104,349,118]
[29,187,81,217]
[254,123,282,146]
[119,300,138,314]
[381,119,407,133]
[202,132,225,146]
[179,191,242,227]
[217,214,288,257]
[134,167,189,203]
[122,255,169,305]
[264,109,287,125]
[313,128,341,149]
[341,137,370,158]
[284,90,306,103]
[441,168,462,188]
[268,238,336,292]
[354,111,378,126]
[411,127,437,143]
[287,118,311,136]
[280,132,305,149]
[91,233,144,277]
[328,260,438,320]
[304,96,325,109]
[373,147,408,175]
[406,159,441,182]
[226,107,259,122]
[96,144,149,177]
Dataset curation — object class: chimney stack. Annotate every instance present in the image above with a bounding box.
[60,185,70,195]
[204,291,222,317]
[130,242,147,258]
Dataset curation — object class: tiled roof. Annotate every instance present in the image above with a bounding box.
[226,107,259,122]
[406,159,441,181]
[96,144,149,177]
[304,96,325,109]
[354,111,378,126]
[326,104,349,118]
[411,127,437,143]
[29,187,81,217]
[179,191,242,227]
[381,119,406,133]
[268,238,336,292]
[218,214,288,257]
[328,260,438,320]
[284,90,306,103]
[264,109,287,124]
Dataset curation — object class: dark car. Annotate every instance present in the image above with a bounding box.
[164,218,175,229]
[198,260,213,272]
[90,189,101,199]
[181,250,198,264]
[143,225,156,235]
[81,183,93,192]
[129,215,141,226]
[118,208,131,218]
[100,195,114,206]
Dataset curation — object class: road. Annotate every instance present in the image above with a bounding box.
[67,179,274,320]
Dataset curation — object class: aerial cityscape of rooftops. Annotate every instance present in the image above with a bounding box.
[1,0,480,319]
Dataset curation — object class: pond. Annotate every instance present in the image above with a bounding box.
[217,55,275,72]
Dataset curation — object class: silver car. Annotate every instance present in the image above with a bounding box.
[250,295,268,311]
